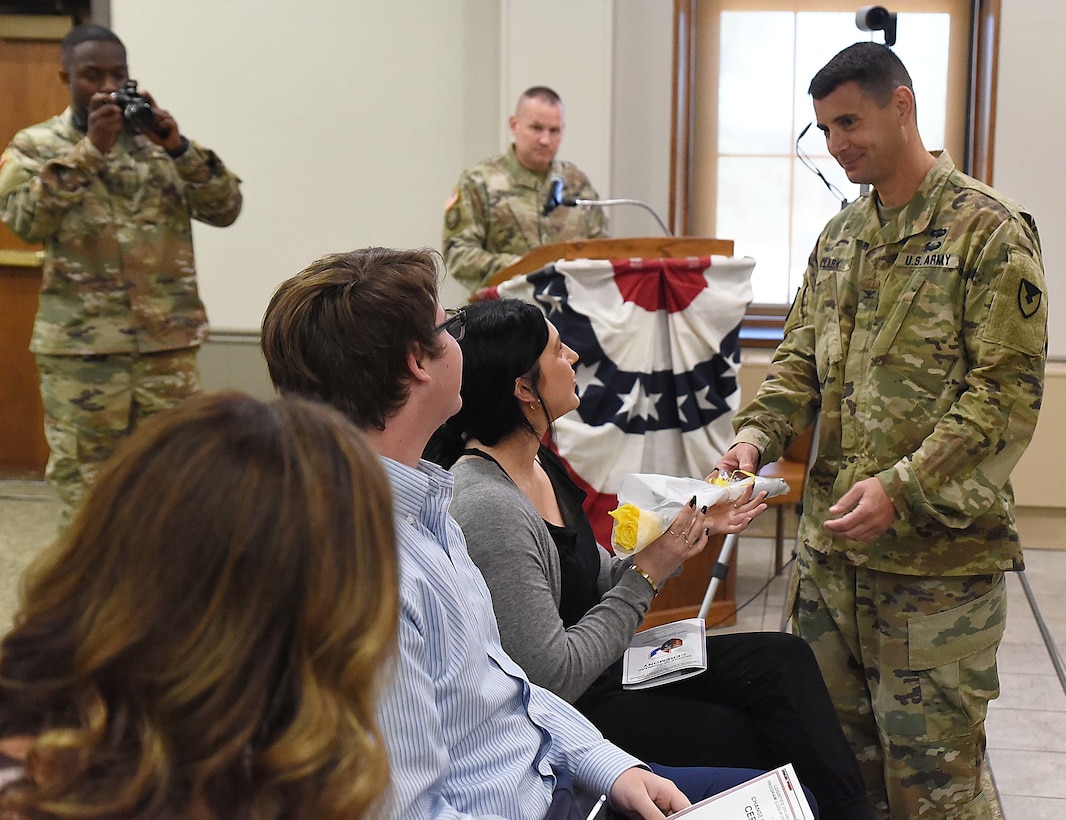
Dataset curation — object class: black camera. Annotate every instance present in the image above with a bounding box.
[855,5,897,46]
[112,80,156,131]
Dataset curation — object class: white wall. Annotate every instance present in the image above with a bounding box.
[994,0,1066,511]
[610,1,675,238]
[995,0,1065,359]
[109,0,619,323]
[110,0,503,326]
[500,0,614,199]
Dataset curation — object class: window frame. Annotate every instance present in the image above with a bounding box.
[669,0,1002,345]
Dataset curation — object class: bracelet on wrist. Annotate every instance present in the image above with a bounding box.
[630,565,659,595]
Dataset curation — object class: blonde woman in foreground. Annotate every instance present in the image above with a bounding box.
[0,392,398,819]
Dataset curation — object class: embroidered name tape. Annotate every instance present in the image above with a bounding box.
[901,252,959,268]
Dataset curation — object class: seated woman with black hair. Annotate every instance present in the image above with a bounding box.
[427,298,874,820]
[0,392,398,820]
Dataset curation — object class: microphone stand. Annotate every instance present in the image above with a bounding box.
[562,198,673,236]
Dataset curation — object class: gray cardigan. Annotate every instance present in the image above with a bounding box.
[450,456,655,703]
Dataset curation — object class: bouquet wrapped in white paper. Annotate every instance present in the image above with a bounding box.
[608,472,791,556]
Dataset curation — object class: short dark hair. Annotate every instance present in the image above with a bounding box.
[518,85,563,108]
[808,41,913,106]
[261,247,443,431]
[61,24,124,65]
[425,299,549,468]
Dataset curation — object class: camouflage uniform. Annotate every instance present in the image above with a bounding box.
[0,107,242,516]
[732,152,1046,819]
[442,146,607,292]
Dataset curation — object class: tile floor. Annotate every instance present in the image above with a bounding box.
[2,478,1064,817]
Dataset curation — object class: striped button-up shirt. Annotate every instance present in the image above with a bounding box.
[376,457,640,818]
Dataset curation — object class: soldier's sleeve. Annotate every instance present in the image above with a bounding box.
[731,249,822,467]
[174,140,242,227]
[0,135,106,244]
[879,216,1047,528]
[442,170,519,292]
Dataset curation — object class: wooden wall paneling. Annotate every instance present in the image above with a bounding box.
[0,31,70,476]
[0,264,48,475]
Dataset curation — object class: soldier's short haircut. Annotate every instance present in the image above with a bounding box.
[261,247,445,431]
[61,24,124,64]
[518,85,563,109]
[809,42,913,107]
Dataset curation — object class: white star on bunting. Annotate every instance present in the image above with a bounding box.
[616,380,663,423]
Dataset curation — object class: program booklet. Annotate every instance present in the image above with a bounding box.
[671,763,815,820]
[621,617,706,690]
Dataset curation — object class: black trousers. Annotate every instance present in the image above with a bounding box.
[576,631,873,820]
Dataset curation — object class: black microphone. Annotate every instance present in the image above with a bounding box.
[542,175,565,216]
[541,181,673,234]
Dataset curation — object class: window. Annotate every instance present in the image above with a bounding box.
[681,0,973,306]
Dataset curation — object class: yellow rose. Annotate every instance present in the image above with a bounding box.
[609,503,664,555]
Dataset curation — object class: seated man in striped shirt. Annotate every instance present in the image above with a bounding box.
[260,247,784,819]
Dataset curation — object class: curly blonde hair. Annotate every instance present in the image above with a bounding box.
[0,393,398,819]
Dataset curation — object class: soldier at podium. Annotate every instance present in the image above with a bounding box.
[443,86,607,292]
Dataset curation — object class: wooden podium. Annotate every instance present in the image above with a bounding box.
[484,236,734,289]
[482,236,740,629]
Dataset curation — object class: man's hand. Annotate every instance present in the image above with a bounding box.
[86,89,183,155]
[709,443,760,480]
[824,476,896,543]
[136,90,183,153]
[608,768,690,818]
[87,91,124,154]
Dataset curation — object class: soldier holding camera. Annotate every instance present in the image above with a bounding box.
[0,24,242,524]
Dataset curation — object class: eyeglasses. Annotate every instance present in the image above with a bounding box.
[434,307,466,342]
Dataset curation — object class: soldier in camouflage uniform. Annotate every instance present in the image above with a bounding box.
[443,86,607,292]
[0,24,242,522]
[715,43,1046,819]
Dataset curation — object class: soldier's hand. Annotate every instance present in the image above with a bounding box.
[824,477,896,543]
[136,90,183,153]
[707,442,760,481]
[87,91,124,154]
